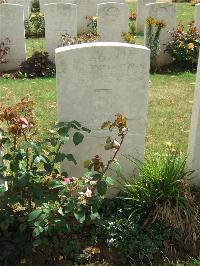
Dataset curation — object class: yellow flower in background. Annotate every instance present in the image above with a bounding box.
[188,43,194,49]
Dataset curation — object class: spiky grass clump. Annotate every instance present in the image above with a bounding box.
[123,149,200,244]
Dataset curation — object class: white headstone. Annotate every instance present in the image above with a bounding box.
[7,0,31,19]
[55,42,150,181]
[44,3,77,61]
[195,4,200,31]
[96,0,125,3]
[97,2,129,42]
[74,0,97,34]
[144,3,176,66]
[0,4,26,72]
[188,55,200,184]
[136,0,156,33]
[40,0,75,14]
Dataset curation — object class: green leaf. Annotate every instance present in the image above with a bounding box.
[74,210,85,224]
[84,160,93,169]
[106,176,114,185]
[66,154,77,165]
[81,127,91,133]
[19,223,27,232]
[73,132,84,146]
[3,154,12,160]
[97,180,107,196]
[90,211,100,221]
[113,161,122,177]
[92,173,103,180]
[58,207,65,216]
[55,153,66,163]
[44,163,53,173]
[101,121,112,129]
[33,226,44,237]
[28,210,42,222]
[48,180,63,189]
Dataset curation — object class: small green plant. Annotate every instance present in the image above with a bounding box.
[129,11,136,35]
[123,148,200,245]
[122,32,135,44]
[145,16,166,72]
[19,51,55,78]
[86,16,97,34]
[166,22,200,71]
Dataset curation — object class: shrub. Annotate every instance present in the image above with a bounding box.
[31,0,40,12]
[19,51,55,78]
[99,214,178,262]
[25,12,45,38]
[0,99,127,263]
[166,22,200,71]
[145,16,166,72]
[123,148,200,245]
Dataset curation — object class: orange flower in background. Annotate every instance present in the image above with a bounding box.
[188,43,194,49]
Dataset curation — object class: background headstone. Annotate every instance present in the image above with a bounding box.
[75,0,97,34]
[144,2,176,66]
[44,3,77,61]
[40,0,75,14]
[136,0,156,33]
[7,0,31,19]
[97,2,129,42]
[55,42,150,184]
[195,3,200,31]
[188,54,200,184]
[0,4,26,72]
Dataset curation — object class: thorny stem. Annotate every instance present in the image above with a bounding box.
[103,134,125,175]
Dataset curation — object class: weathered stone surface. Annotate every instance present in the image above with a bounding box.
[188,55,200,184]
[7,0,31,19]
[44,3,77,61]
[96,0,125,3]
[55,42,150,184]
[0,4,26,72]
[144,2,176,66]
[97,2,129,42]
[40,0,75,13]
[195,4,200,31]
[136,0,156,33]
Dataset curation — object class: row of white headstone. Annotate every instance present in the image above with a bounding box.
[1,42,200,193]
[1,1,200,70]
[44,2,129,60]
[40,0,125,34]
